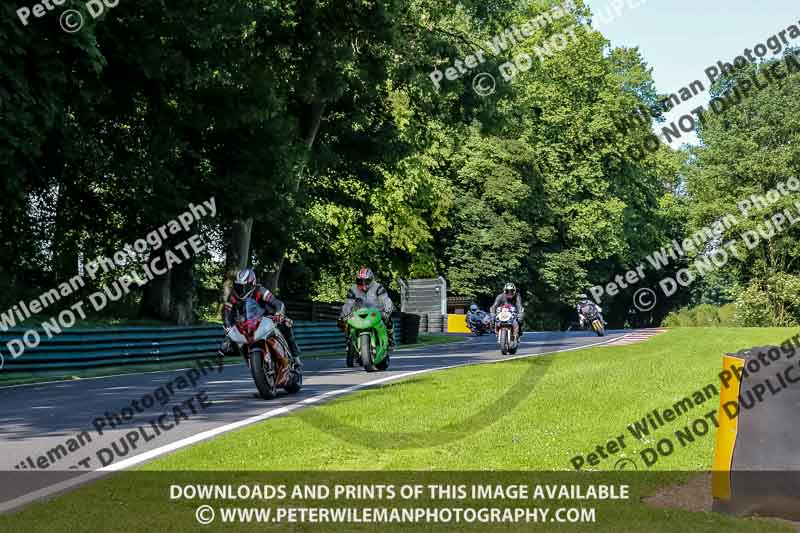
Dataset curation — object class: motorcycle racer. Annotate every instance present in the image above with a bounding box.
[467,304,491,335]
[576,293,606,328]
[491,282,524,337]
[338,267,395,349]
[220,268,302,358]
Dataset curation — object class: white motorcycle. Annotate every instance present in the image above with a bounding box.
[495,304,520,355]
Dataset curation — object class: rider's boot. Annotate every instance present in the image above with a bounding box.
[218,339,234,358]
[386,320,396,351]
[282,326,303,364]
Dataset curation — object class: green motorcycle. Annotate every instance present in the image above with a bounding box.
[346,306,390,372]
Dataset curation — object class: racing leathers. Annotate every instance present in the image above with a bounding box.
[221,286,302,358]
[339,281,395,347]
[490,292,524,336]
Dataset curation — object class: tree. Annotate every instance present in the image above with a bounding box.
[684,50,800,325]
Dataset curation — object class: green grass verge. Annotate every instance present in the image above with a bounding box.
[1,328,796,532]
[144,328,798,472]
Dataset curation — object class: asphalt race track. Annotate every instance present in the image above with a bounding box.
[0,329,632,512]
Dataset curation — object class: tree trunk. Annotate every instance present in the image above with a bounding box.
[221,218,254,310]
[51,183,80,283]
[226,218,254,272]
[267,100,326,292]
[139,251,172,321]
[170,254,195,325]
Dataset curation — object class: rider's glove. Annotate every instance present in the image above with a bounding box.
[219,338,233,357]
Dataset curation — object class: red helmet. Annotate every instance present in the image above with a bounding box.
[356,267,374,288]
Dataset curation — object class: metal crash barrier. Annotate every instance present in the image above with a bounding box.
[0,317,407,376]
[712,345,800,521]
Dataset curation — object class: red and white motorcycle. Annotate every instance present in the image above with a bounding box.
[226,315,303,400]
[495,304,520,355]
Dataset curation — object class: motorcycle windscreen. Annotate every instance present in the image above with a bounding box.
[497,309,514,322]
[253,318,276,341]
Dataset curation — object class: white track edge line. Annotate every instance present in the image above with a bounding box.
[0,332,632,514]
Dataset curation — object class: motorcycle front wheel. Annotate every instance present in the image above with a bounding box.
[251,348,278,400]
[499,328,510,355]
[593,320,606,337]
[360,334,376,373]
[509,338,518,355]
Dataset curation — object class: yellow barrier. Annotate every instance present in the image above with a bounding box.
[712,355,743,501]
[447,314,471,334]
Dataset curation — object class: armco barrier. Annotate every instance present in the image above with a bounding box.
[0,326,222,372]
[712,346,800,521]
[0,317,406,375]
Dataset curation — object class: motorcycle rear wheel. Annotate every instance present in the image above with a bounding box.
[251,348,277,400]
[376,353,390,371]
[284,366,303,394]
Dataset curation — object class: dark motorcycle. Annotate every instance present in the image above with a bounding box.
[467,310,492,336]
[579,303,606,337]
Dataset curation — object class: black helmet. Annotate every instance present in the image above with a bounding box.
[233,268,257,299]
[356,267,374,288]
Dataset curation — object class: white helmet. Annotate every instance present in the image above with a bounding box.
[233,268,257,299]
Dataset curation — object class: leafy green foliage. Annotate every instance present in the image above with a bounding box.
[662,303,739,327]
[1,0,695,328]
[682,51,800,326]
